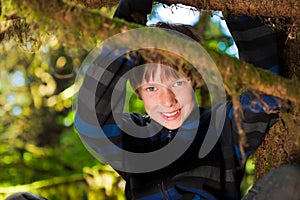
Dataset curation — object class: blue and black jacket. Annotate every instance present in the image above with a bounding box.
[75,44,279,200]
[75,1,280,199]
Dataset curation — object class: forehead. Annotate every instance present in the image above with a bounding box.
[142,63,186,83]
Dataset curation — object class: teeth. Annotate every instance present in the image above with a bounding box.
[163,110,179,117]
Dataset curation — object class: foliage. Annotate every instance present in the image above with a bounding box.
[0,36,124,198]
[0,35,100,198]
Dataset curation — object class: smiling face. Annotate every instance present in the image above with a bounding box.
[136,64,196,130]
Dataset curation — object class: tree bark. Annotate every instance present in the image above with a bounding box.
[68,0,117,8]
[159,0,299,18]
[67,0,299,18]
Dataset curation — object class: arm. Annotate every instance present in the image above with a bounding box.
[229,92,280,160]
[225,15,279,73]
[225,15,281,160]
[113,0,153,25]
[75,45,135,144]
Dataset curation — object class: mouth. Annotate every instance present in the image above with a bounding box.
[160,109,182,121]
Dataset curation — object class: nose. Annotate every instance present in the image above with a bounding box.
[159,87,177,107]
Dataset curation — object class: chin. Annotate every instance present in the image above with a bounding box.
[152,116,182,130]
[164,123,181,130]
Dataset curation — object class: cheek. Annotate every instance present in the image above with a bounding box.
[143,101,151,113]
[142,97,161,116]
[141,97,155,112]
[175,90,195,104]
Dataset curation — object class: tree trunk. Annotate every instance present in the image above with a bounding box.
[254,19,300,179]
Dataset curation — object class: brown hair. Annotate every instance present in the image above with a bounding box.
[129,22,204,91]
[153,22,202,43]
[129,49,203,91]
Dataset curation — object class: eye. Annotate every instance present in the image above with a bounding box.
[146,86,157,92]
[173,81,185,87]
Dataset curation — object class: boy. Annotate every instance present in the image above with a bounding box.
[128,50,202,131]
[75,24,279,200]
[73,0,285,199]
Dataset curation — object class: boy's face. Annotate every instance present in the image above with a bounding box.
[137,66,196,130]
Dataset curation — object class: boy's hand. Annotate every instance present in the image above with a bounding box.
[113,0,153,25]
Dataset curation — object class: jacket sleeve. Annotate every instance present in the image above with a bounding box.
[74,44,138,160]
[113,0,153,25]
[225,15,281,160]
[228,92,280,160]
[225,15,279,73]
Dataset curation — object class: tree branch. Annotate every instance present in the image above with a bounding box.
[208,49,300,104]
[6,0,300,103]
[158,0,299,18]
[66,0,299,18]
[6,0,141,49]
[0,174,84,193]
[68,0,118,8]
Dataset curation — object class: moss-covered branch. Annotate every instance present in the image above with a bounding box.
[5,0,298,47]
[6,0,141,49]
[68,0,118,8]
[208,49,300,104]
[8,0,294,19]
[159,0,299,18]
[0,174,84,193]
[65,0,299,18]
[6,0,300,104]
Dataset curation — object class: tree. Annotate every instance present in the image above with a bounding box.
[1,0,299,194]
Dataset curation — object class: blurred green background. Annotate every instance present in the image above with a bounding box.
[0,3,254,199]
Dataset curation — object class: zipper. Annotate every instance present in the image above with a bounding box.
[167,130,172,142]
[158,179,169,200]
[158,130,172,199]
